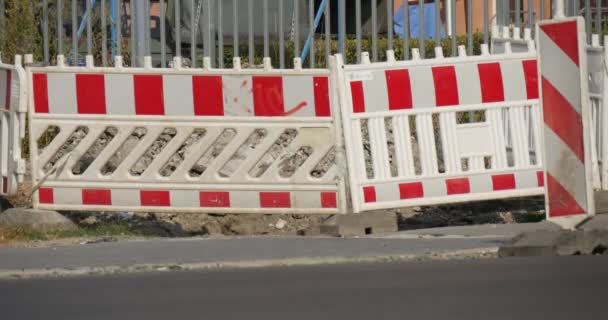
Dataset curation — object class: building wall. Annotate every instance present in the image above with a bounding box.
[394,0,552,36]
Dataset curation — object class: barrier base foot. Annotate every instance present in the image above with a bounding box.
[595,190,608,214]
[320,211,398,237]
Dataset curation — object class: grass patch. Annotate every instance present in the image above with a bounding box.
[0,222,147,243]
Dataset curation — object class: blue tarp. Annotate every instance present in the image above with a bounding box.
[394,3,446,39]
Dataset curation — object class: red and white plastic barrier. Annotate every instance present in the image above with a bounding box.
[27,56,346,214]
[537,17,596,227]
[0,56,27,197]
[334,45,544,213]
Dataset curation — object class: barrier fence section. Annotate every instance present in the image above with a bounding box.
[27,55,347,214]
[537,16,595,226]
[0,56,27,197]
[335,45,544,213]
[492,25,608,192]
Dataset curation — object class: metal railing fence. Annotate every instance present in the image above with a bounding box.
[0,1,606,68]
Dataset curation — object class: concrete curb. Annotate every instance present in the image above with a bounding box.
[0,247,498,280]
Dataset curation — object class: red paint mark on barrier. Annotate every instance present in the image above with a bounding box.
[546,173,586,217]
[432,66,459,106]
[492,174,516,191]
[4,70,11,110]
[399,182,424,199]
[313,76,331,116]
[523,60,539,99]
[446,178,470,195]
[282,102,307,116]
[540,21,580,66]
[351,81,365,113]
[253,77,285,116]
[321,192,337,208]
[82,189,112,205]
[363,186,376,203]
[193,76,224,116]
[2,176,7,194]
[76,74,107,114]
[478,63,505,103]
[134,75,165,115]
[537,171,545,187]
[39,188,54,204]
[140,190,171,207]
[33,73,50,113]
[200,191,231,207]
[385,69,413,110]
[542,78,584,161]
[260,192,291,208]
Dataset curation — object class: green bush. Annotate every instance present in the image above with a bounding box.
[216,32,487,69]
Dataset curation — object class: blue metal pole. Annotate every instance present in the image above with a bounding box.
[77,0,98,40]
[300,0,328,62]
[338,0,344,54]
[111,0,117,57]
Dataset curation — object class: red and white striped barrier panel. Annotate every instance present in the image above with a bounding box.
[492,25,608,192]
[334,45,544,213]
[537,17,595,227]
[27,56,346,214]
[0,57,27,197]
[32,68,331,118]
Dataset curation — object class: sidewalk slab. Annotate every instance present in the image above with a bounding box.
[371,222,560,239]
[0,236,504,279]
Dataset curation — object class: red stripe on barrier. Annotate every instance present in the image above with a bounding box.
[192,76,224,116]
[33,73,50,113]
[313,77,331,116]
[385,69,413,110]
[446,178,470,195]
[540,21,580,67]
[4,70,11,110]
[134,75,165,115]
[546,173,586,217]
[399,182,424,199]
[2,176,7,194]
[253,77,285,116]
[321,192,338,208]
[260,192,291,208]
[432,66,459,106]
[76,74,107,114]
[541,77,585,161]
[523,60,539,99]
[199,191,231,207]
[351,81,365,113]
[492,174,516,191]
[537,171,545,187]
[363,186,376,203]
[478,63,505,103]
[140,190,171,207]
[38,187,54,204]
[82,189,112,205]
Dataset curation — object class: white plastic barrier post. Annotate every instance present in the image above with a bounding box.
[27,55,347,214]
[537,17,595,228]
[490,25,533,54]
[334,45,544,213]
[0,56,27,197]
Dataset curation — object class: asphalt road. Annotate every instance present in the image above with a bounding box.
[1,256,607,320]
